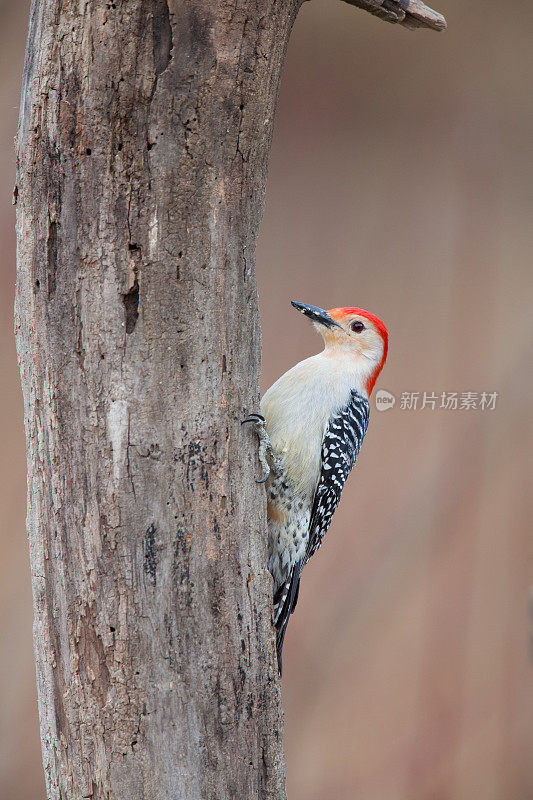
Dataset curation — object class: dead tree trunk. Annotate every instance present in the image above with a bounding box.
[15,1,445,798]
[15,2,300,798]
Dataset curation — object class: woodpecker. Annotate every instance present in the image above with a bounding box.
[244,300,388,673]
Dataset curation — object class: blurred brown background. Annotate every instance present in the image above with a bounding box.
[1,0,532,798]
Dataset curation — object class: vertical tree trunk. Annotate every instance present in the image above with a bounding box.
[15,1,300,797]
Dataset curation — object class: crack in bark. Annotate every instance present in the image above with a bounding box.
[46,218,58,298]
[152,0,173,78]
[123,278,139,333]
[143,523,158,586]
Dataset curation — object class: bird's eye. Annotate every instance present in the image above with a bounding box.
[351,320,365,333]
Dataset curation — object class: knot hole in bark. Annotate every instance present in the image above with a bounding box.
[123,278,139,334]
[152,0,173,77]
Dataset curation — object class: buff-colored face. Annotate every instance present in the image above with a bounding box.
[290,300,388,393]
[319,307,386,367]
[291,300,388,395]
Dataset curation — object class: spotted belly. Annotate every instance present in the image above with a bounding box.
[266,472,310,595]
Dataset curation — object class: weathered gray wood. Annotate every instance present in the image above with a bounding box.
[343,0,446,31]
[15,1,300,798]
[15,0,446,798]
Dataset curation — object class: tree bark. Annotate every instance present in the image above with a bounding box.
[15,1,300,798]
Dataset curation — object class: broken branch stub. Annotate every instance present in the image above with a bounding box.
[342,0,447,32]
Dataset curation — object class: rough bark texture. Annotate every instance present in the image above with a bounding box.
[15,1,301,798]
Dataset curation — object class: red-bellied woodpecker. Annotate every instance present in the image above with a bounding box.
[244,300,388,673]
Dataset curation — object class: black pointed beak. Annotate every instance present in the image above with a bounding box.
[291,300,341,329]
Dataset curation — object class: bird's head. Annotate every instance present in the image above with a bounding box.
[291,300,388,396]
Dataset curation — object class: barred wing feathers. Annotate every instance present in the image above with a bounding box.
[305,389,370,563]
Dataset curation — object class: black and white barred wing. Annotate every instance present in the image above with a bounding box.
[305,390,370,564]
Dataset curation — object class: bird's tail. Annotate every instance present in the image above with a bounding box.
[273,563,301,676]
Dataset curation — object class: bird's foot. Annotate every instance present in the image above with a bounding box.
[242,413,279,483]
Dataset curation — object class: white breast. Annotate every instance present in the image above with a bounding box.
[261,353,365,500]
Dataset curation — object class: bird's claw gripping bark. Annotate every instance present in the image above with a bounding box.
[242,413,278,484]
